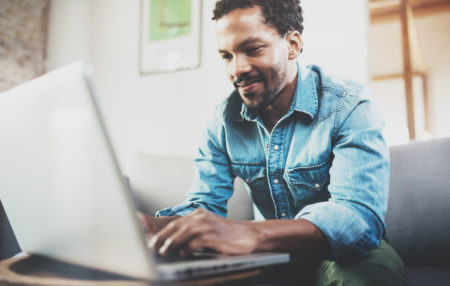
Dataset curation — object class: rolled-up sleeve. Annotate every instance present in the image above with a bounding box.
[297,88,389,261]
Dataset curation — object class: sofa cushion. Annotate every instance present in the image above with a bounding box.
[386,137,450,266]
[405,266,450,286]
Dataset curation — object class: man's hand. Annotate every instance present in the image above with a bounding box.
[137,212,181,240]
[148,208,261,256]
[141,208,330,259]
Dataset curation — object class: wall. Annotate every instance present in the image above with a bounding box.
[46,0,91,68]
[0,0,49,92]
[369,11,450,144]
[301,0,369,84]
[46,0,369,174]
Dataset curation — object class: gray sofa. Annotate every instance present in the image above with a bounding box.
[1,138,449,285]
[385,137,450,286]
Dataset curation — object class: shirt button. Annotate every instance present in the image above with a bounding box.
[245,179,250,183]
[315,183,321,189]
[273,145,279,150]
[280,212,286,217]
[273,179,279,184]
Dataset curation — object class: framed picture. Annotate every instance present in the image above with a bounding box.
[139,0,202,75]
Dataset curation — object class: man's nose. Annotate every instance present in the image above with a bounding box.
[231,55,251,79]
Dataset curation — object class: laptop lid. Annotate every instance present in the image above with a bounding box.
[0,62,158,280]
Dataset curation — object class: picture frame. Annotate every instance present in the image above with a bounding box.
[139,0,202,75]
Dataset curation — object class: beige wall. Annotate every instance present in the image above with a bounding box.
[369,11,450,145]
[46,0,369,175]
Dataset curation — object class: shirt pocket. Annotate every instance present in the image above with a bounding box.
[231,163,266,187]
[284,160,331,210]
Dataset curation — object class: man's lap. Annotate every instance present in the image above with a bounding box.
[316,240,408,286]
[254,241,408,286]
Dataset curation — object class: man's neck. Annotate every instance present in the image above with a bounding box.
[261,64,298,133]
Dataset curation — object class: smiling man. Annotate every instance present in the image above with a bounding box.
[139,0,407,284]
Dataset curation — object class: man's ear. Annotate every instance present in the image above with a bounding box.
[286,31,302,60]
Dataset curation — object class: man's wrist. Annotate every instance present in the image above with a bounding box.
[247,219,331,258]
[247,221,271,252]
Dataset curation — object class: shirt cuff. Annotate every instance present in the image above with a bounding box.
[296,201,380,261]
[155,201,200,217]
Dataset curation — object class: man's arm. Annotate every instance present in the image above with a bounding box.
[155,105,235,218]
[149,208,331,259]
[295,86,389,261]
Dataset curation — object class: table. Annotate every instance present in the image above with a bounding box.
[0,254,262,286]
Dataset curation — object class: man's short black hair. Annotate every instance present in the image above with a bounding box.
[212,0,304,36]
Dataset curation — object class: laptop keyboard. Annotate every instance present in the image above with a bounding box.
[154,251,217,264]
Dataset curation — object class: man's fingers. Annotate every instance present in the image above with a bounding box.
[149,220,179,251]
[151,214,215,256]
[148,209,231,256]
[161,222,216,256]
[137,213,182,243]
[159,226,195,256]
[183,234,217,256]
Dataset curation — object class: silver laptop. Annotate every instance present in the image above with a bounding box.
[0,62,289,281]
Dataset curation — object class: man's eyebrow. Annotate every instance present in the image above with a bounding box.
[237,37,265,49]
[218,37,266,54]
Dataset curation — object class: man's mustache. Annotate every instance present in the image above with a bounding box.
[233,73,264,88]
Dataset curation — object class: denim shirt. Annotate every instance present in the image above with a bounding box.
[157,64,390,261]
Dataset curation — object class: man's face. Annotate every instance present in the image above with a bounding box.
[216,6,291,113]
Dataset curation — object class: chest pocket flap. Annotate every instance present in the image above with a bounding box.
[284,160,331,206]
[231,163,266,184]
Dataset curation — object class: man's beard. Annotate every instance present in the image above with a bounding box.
[245,86,277,115]
[234,68,284,115]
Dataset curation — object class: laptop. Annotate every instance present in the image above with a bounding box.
[0,62,289,281]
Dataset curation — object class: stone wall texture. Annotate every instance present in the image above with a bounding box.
[0,0,50,93]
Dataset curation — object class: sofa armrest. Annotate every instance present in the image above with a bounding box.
[386,137,450,266]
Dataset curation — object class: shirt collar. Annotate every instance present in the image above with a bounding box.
[234,62,319,122]
[291,64,319,120]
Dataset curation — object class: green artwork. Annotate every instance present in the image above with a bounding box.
[149,0,192,42]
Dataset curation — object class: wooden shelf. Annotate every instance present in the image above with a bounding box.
[370,0,450,22]
[369,0,435,139]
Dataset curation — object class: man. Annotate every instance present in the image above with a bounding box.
[139,0,407,284]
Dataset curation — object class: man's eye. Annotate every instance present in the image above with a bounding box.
[246,46,262,56]
[221,54,232,61]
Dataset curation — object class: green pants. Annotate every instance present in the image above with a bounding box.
[255,241,408,286]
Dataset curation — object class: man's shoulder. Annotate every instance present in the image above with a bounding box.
[300,65,377,128]
[306,65,369,100]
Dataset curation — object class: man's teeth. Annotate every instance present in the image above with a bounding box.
[238,81,257,87]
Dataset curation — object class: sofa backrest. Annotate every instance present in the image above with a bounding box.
[386,137,450,266]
